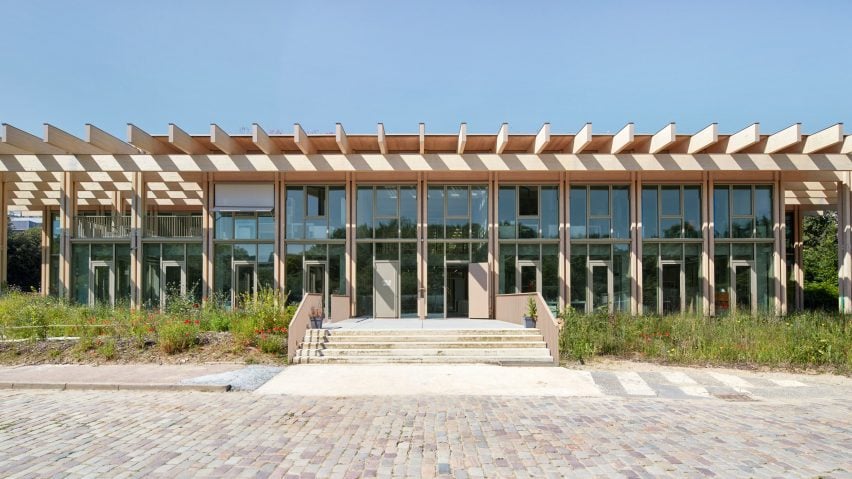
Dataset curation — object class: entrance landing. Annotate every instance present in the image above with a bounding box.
[324,318,523,330]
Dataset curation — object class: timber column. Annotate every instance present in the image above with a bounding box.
[129,172,145,308]
[58,172,75,299]
[40,206,50,295]
[837,173,852,313]
[0,177,7,285]
[201,173,214,304]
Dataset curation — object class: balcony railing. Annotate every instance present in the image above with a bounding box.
[75,215,131,239]
[144,215,203,239]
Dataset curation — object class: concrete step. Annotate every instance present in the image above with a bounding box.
[305,328,539,337]
[292,356,555,365]
[305,333,543,343]
[299,341,547,349]
[295,348,552,358]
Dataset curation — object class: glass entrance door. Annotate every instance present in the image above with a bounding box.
[304,262,327,307]
[661,262,683,314]
[90,261,114,306]
[588,261,613,313]
[234,263,256,309]
[161,261,186,309]
[517,261,541,294]
[445,263,469,318]
[732,261,755,314]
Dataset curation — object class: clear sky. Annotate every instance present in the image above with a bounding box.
[1,0,850,138]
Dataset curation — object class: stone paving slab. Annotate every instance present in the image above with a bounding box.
[0,390,849,478]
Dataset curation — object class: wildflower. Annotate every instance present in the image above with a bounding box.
[184,319,190,325]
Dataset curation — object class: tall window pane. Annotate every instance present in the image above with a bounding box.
[683,186,701,238]
[642,187,658,239]
[286,187,305,239]
[589,186,609,216]
[754,186,773,238]
[400,186,417,239]
[329,186,346,239]
[612,186,629,239]
[570,188,587,239]
[356,187,373,238]
[518,186,538,216]
[541,187,559,239]
[427,187,444,239]
[498,187,516,239]
[471,186,488,239]
[714,187,729,238]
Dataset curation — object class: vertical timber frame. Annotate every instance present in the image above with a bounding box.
[792,206,804,311]
[201,173,213,304]
[839,172,852,314]
[0,176,7,285]
[40,206,50,295]
[488,172,498,318]
[58,172,76,299]
[559,171,568,309]
[774,172,786,316]
[129,172,145,308]
[705,172,716,316]
[563,172,571,311]
[273,173,283,294]
[417,172,426,319]
[701,171,713,316]
[631,172,641,315]
[345,172,355,316]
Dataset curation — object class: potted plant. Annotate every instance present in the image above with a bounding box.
[309,306,325,329]
[524,296,537,328]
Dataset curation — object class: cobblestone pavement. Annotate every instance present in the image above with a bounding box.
[0,388,849,478]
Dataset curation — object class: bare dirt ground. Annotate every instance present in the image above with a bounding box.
[0,332,286,366]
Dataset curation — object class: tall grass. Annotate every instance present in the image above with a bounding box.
[0,288,293,357]
[560,309,851,373]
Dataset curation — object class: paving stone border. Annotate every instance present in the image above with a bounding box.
[0,382,230,392]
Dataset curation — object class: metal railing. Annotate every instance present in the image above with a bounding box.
[74,215,131,239]
[144,215,202,238]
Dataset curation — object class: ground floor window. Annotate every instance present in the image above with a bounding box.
[714,242,774,314]
[71,243,131,306]
[285,242,345,314]
[213,243,274,308]
[642,243,701,315]
[356,241,417,318]
[570,243,630,313]
[499,242,559,311]
[142,243,202,309]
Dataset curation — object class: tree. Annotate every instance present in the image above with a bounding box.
[801,211,838,309]
[7,227,41,291]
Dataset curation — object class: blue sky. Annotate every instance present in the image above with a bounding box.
[1,0,850,138]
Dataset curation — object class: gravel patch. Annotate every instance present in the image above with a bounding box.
[181,365,284,391]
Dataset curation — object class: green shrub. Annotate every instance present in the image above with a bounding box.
[96,337,117,360]
[157,319,199,354]
[257,332,285,355]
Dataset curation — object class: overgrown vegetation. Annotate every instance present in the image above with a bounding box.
[560,309,851,374]
[0,288,294,360]
[802,211,839,310]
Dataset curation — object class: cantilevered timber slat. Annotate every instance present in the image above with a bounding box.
[252,124,280,155]
[765,123,802,154]
[611,123,635,154]
[169,124,206,154]
[496,123,509,154]
[457,123,467,155]
[294,123,315,155]
[86,124,138,154]
[571,123,593,153]
[2,124,65,154]
[210,124,245,154]
[531,123,551,154]
[418,123,425,154]
[377,123,387,154]
[802,123,843,154]
[44,124,109,154]
[127,124,179,154]
[649,123,676,154]
[725,123,760,153]
[687,123,718,154]
[335,123,350,154]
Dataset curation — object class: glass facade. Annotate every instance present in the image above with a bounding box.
[641,185,702,315]
[356,185,418,317]
[714,185,774,313]
[427,185,488,317]
[570,185,630,313]
[48,179,784,317]
[498,185,560,311]
[214,211,275,308]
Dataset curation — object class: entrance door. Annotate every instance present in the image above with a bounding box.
[234,263,256,309]
[731,261,756,314]
[304,261,327,308]
[161,261,186,309]
[374,260,399,318]
[588,261,613,313]
[661,262,683,315]
[445,263,468,318]
[90,261,114,306]
[517,261,541,294]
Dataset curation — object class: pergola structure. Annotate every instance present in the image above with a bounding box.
[1,121,850,315]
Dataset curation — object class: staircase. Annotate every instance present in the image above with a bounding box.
[292,328,554,365]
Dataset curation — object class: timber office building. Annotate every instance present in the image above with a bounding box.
[3,121,851,319]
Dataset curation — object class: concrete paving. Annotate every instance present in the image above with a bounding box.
[325,317,523,330]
